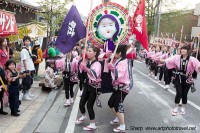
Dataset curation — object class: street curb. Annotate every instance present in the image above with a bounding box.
[21,86,63,133]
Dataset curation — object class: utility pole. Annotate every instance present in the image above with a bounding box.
[154,0,161,37]
[157,1,162,37]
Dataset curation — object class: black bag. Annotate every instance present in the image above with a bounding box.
[192,71,197,79]
[191,83,196,93]
[95,89,102,108]
[118,91,125,113]
[118,102,125,113]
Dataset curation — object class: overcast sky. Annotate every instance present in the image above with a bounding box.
[20,0,200,16]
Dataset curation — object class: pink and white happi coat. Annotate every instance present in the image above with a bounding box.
[98,48,136,73]
[166,55,200,83]
[151,52,162,62]
[87,61,102,89]
[146,51,155,59]
[69,57,79,82]
[111,59,131,94]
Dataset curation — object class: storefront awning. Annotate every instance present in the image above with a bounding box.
[0,10,18,36]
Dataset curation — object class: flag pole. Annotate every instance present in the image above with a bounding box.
[179,25,184,47]
[83,0,94,62]
[0,76,7,92]
[110,41,120,64]
[196,33,200,58]
[110,14,129,64]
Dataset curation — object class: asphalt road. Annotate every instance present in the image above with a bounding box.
[58,60,200,133]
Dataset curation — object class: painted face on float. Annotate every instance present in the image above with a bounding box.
[97,18,117,40]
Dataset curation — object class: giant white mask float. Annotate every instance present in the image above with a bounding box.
[89,2,131,52]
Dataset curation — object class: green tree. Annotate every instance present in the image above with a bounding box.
[36,0,71,43]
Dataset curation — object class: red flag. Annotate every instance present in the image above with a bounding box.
[131,0,149,51]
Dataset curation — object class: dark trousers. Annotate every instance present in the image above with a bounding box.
[8,85,19,112]
[79,79,84,91]
[154,63,158,77]
[164,69,173,85]
[22,75,33,94]
[34,63,39,75]
[149,60,154,71]
[108,90,127,112]
[78,72,86,91]
[151,62,158,76]
[174,76,191,104]
[150,61,158,76]
[79,85,97,120]
[63,78,75,99]
[0,91,3,111]
[145,58,149,66]
[159,66,165,81]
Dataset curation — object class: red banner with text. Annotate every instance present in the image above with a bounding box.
[0,10,18,36]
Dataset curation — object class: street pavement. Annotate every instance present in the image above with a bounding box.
[0,61,48,133]
[0,81,48,133]
[59,60,200,133]
[1,60,200,133]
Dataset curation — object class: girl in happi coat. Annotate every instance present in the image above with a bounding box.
[144,48,149,66]
[157,45,168,83]
[159,46,175,89]
[0,37,9,69]
[63,52,79,106]
[107,45,133,133]
[77,46,88,96]
[98,43,136,94]
[165,44,200,116]
[76,46,101,131]
[151,46,161,80]
[147,46,156,77]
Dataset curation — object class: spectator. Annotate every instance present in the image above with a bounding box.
[44,61,63,90]
[32,41,43,75]
[48,42,56,58]
[20,36,35,101]
[6,38,14,59]
[0,65,8,115]
[0,37,9,69]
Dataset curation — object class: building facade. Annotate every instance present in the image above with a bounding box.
[0,0,40,24]
[159,9,198,43]
[191,3,200,47]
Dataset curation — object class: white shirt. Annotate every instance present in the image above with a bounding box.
[20,47,35,72]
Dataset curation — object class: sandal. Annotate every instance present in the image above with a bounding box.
[171,111,178,116]
[113,127,126,132]
[75,117,87,125]
[180,110,185,115]
[83,126,97,131]
[110,120,119,125]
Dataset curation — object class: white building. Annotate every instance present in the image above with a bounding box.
[191,3,200,47]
